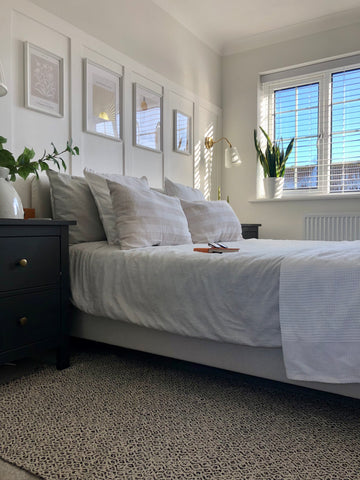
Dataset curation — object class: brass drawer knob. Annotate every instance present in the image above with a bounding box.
[19,258,28,267]
[18,316,28,326]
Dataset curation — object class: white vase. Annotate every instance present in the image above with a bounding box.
[263,177,284,199]
[0,167,24,218]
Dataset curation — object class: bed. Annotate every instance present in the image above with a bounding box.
[31,172,360,400]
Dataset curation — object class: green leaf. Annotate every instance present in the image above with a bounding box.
[0,149,16,168]
[39,160,49,171]
[0,136,7,150]
[17,164,34,180]
[51,142,59,155]
[17,147,35,166]
[52,158,60,170]
[61,158,67,171]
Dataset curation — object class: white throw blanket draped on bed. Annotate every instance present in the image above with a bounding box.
[280,241,360,383]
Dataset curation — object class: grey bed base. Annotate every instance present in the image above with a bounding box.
[70,309,360,400]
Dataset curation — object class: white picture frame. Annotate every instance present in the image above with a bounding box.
[84,59,122,141]
[24,42,64,117]
[133,83,162,152]
[174,110,192,155]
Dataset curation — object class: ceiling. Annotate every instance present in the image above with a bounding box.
[152,0,360,55]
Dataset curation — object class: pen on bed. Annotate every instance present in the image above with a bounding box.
[208,242,228,249]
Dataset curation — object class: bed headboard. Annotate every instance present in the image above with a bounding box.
[31,175,52,218]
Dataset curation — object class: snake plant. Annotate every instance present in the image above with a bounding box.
[254,127,294,178]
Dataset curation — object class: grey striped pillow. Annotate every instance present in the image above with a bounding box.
[164,177,205,201]
[180,199,242,243]
[108,180,192,249]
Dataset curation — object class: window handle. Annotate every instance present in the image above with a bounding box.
[317,133,323,148]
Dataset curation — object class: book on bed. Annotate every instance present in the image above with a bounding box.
[193,247,239,253]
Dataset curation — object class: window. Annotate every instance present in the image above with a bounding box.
[260,57,360,195]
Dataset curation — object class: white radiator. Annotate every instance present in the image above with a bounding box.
[304,214,360,241]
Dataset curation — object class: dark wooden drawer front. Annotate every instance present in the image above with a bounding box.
[242,228,258,239]
[0,290,61,351]
[0,236,60,292]
[242,224,261,239]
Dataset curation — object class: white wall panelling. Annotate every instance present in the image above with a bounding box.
[26,0,222,107]
[12,9,71,207]
[80,47,124,175]
[0,6,12,147]
[1,0,222,208]
[130,72,163,188]
[164,91,194,187]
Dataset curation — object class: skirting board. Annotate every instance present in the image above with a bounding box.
[70,309,360,400]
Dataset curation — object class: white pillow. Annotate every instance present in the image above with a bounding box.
[108,180,192,250]
[46,170,106,244]
[164,177,205,201]
[180,199,242,243]
[84,168,149,245]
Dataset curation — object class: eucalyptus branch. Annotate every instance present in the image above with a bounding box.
[0,136,79,181]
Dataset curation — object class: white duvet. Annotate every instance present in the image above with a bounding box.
[69,239,360,383]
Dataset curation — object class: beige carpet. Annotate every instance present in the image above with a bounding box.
[0,347,359,480]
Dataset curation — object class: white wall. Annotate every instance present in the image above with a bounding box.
[26,0,222,108]
[0,0,222,209]
[222,22,360,239]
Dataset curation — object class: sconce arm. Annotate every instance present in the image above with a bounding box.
[205,136,232,149]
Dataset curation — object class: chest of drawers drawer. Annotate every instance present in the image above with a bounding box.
[0,289,60,352]
[0,236,60,292]
[241,224,261,239]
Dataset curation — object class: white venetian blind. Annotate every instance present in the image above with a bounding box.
[330,68,360,192]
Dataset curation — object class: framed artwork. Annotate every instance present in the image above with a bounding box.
[84,59,122,141]
[24,42,64,117]
[174,110,192,155]
[133,83,162,152]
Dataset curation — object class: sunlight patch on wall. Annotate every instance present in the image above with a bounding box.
[204,123,214,200]
[194,139,201,190]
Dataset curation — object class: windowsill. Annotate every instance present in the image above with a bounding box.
[249,193,360,203]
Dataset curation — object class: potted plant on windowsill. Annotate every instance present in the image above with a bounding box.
[254,127,294,199]
[0,136,79,219]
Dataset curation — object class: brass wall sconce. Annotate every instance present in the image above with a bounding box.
[205,136,241,168]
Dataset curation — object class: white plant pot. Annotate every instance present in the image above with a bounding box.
[263,177,284,199]
[0,167,24,218]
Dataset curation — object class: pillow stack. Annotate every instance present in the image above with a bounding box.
[46,170,242,249]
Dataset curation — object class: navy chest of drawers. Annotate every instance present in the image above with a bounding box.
[0,219,75,369]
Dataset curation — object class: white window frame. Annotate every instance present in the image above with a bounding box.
[259,58,360,198]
